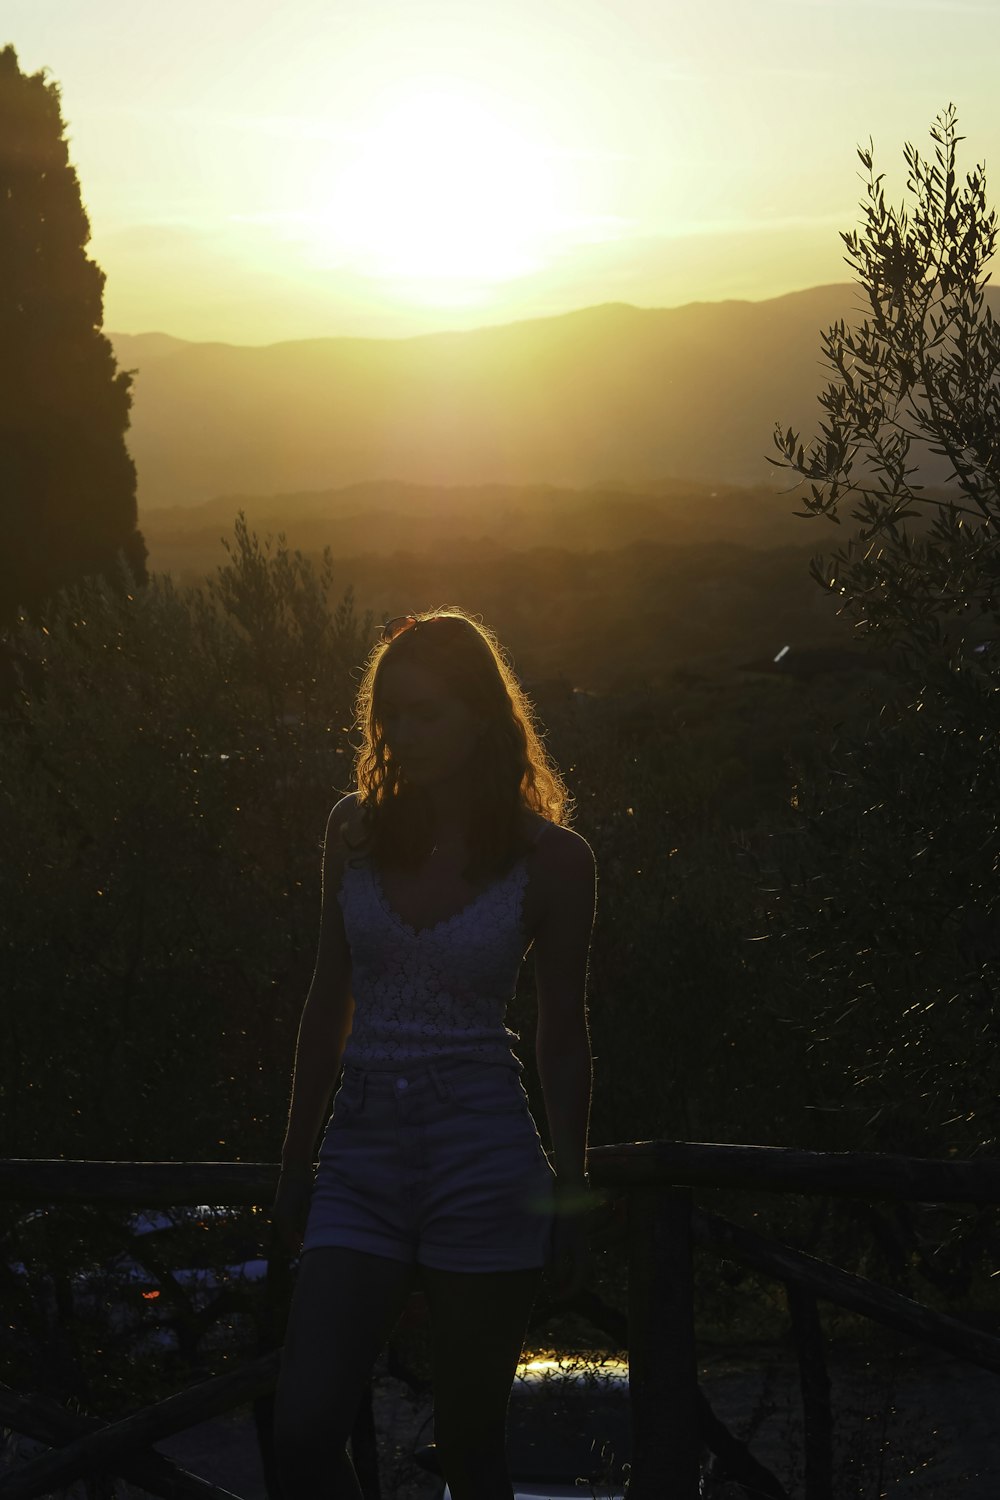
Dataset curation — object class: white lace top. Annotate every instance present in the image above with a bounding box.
[337,853,533,1071]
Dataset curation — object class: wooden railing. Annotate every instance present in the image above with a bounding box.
[2,1143,1000,1500]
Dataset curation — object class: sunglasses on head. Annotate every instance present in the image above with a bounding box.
[380,614,419,644]
[379,614,469,645]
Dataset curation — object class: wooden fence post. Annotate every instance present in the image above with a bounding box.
[787,1283,833,1500]
[627,1186,700,1498]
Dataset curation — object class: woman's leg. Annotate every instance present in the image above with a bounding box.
[273,1246,418,1500]
[419,1264,544,1500]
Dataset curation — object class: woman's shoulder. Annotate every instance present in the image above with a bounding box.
[521,812,595,874]
[325,792,370,864]
[520,815,595,935]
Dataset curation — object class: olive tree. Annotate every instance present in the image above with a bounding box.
[772,103,998,681]
[758,108,1000,1160]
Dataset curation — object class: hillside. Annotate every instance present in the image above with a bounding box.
[140,466,943,691]
[141,477,848,578]
[113,283,995,510]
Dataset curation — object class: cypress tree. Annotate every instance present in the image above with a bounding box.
[0,44,146,624]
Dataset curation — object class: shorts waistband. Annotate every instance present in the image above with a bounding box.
[341,1053,524,1108]
[342,1054,523,1080]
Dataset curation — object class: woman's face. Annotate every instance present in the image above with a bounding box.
[376,658,483,788]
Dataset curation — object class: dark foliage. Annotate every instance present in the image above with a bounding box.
[0,519,370,1165]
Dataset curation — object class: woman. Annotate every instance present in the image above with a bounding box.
[270,609,597,1500]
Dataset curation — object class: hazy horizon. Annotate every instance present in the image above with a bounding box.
[109,278,852,349]
[6,0,999,343]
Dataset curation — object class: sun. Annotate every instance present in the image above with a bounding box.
[312,83,568,292]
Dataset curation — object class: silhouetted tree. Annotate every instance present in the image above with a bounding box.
[759,108,1000,1155]
[0,44,146,627]
[772,104,998,680]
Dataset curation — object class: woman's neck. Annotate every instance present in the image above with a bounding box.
[424,809,472,856]
[420,771,477,843]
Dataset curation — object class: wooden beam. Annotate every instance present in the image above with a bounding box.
[0,1351,280,1500]
[6,1141,1000,1206]
[0,1160,280,1206]
[693,1208,1000,1375]
[588,1141,1000,1204]
[0,1383,244,1500]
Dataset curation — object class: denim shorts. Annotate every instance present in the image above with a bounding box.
[302,1056,557,1272]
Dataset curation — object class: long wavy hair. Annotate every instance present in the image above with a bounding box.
[352,609,570,875]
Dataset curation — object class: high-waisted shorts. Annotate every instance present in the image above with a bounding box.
[302,1056,557,1272]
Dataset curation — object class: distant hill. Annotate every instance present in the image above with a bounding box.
[113,332,195,366]
[141,477,847,581]
[113,284,997,511]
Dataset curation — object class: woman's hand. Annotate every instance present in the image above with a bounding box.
[546,1209,593,1300]
[545,1179,607,1301]
[269,1164,315,1256]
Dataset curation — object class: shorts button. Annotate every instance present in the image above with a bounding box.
[396,1077,409,1091]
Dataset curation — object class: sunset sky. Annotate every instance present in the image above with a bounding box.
[7,1,1000,342]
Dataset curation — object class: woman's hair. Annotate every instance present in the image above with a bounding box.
[352,609,570,873]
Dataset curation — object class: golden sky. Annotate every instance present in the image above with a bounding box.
[7,0,1000,342]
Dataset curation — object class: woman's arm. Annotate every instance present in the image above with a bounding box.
[279,796,358,1171]
[533,827,597,1197]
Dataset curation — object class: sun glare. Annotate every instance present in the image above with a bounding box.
[310,84,568,293]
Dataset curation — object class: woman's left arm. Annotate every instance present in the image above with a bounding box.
[533,828,597,1197]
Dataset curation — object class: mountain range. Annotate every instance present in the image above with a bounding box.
[112,282,990,513]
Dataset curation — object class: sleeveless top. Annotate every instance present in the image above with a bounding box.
[337,833,543,1073]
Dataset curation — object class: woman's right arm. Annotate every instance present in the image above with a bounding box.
[278,795,358,1172]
